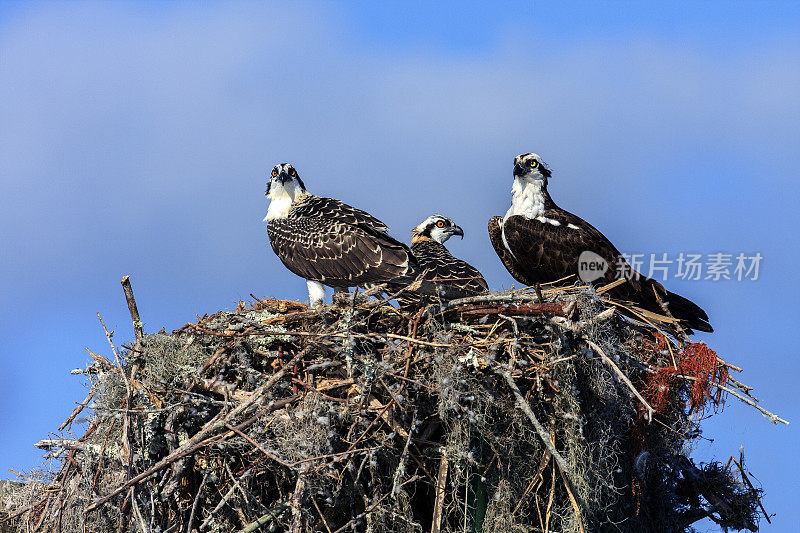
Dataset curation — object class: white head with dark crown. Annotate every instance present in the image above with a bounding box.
[411,215,464,244]
[264,163,307,221]
[513,153,551,183]
[505,153,553,220]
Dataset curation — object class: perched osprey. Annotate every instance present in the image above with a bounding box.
[488,153,712,333]
[264,163,415,306]
[406,215,489,296]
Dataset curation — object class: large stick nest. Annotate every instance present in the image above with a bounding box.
[1,282,777,532]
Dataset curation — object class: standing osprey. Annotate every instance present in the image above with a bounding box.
[407,215,489,296]
[264,163,415,306]
[488,153,712,333]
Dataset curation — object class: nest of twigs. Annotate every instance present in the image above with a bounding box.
[1,279,782,532]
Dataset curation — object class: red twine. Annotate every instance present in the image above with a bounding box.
[641,334,728,418]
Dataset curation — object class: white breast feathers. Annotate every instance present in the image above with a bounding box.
[264,186,300,221]
[504,178,546,221]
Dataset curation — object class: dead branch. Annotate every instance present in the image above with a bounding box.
[58,391,94,432]
[186,470,210,533]
[585,339,654,422]
[431,452,449,533]
[289,465,308,533]
[121,275,144,341]
[236,502,290,533]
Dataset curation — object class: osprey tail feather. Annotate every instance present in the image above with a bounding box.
[663,288,713,333]
[641,278,713,333]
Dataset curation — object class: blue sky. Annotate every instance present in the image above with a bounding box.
[1,1,798,530]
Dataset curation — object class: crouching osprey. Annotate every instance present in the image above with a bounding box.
[264,163,415,306]
[407,215,488,297]
[396,215,489,305]
[488,153,712,333]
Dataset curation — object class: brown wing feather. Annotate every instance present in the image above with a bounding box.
[410,240,488,294]
[500,211,624,287]
[488,216,531,285]
[267,217,411,287]
[499,210,712,332]
[292,195,389,232]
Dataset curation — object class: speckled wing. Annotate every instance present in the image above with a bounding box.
[267,196,413,287]
[410,240,488,295]
[290,195,389,233]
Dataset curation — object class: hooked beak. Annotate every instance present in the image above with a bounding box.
[513,163,526,177]
[451,225,464,239]
[266,172,292,195]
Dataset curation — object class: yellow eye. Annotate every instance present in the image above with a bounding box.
[436,220,445,228]
[271,169,278,177]
[530,160,538,168]
[289,168,296,176]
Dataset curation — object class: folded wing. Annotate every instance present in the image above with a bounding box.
[410,240,488,295]
[267,198,413,287]
[489,211,712,332]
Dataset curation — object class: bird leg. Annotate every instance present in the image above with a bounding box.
[534,283,545,303]
[306,280,326,307]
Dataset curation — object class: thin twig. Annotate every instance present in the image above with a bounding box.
[97,314,129,391]
[330,492,393,533]
[186,470,210,533]
[674,375,789,426]
[58,391,94,432]
[130,488,149,533]
[585,339,654,422]
[392,410,417,498]
[448,293,542,307]
[290,465,308,533]
[235,502,290,533]
[121,275,144,341]
[558,467,585,533]
[731,452,771,524]
[225,423,294,469]
[310,493,333,533]
[98,312,135,476]
[199,482,239,531]
[431,452,449,533]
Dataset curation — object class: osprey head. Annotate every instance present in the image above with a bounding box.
[265,163,306,199]
[264,163,307,221]
[411,215,464,244]
[513,153,551,181]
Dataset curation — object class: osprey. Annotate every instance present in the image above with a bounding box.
[406,215,489,297]
[488,153,712,333]
[264,163,414,306]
